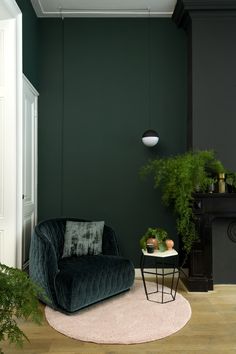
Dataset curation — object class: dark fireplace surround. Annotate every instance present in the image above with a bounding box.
[186,194,236,291]
[172,0,236,291]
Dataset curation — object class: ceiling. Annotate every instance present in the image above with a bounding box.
[31,0,177,18]
[0,3,12,19]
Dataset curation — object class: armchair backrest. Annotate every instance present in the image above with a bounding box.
[36,217,120,258]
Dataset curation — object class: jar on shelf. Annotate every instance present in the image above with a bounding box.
[218,173,226,193]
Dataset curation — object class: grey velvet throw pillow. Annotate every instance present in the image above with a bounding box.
[62,221,105,258]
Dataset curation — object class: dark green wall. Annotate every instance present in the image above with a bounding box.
[38,18,187,266]
[38,20,64,217]
[192,16,236,170]
[16,0,39,90]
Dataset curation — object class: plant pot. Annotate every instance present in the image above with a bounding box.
[165,239,174,250]
[146,237,158,250]
[146,243,155,253]
[158,242,167,252]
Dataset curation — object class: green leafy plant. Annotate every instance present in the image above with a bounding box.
[0,263,43,354]
[205,158,226,175]
[140,150,225,255]
[140,227,168,250]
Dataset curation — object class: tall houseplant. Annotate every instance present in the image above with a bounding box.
[0,263,43,354]
[141,150,225,255]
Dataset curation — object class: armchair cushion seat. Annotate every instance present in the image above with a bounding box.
[56,255,134,313]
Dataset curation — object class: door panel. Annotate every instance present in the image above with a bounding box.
[22,77,38,270]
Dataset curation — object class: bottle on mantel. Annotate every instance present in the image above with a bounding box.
[218,173,226,193]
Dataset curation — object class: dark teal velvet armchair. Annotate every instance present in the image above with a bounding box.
[29,218,135,314]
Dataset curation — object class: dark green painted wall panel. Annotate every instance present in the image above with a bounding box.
[38,20,63,219]
[16,0,39,90]
[38,18,187,266]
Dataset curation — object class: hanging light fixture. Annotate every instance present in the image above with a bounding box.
[142,8,159,148]
[142,129,159,147]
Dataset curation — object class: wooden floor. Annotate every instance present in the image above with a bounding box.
[2,278,236,354]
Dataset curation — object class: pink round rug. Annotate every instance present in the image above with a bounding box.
[45,280,191,344]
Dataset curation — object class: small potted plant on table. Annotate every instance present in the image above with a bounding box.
[140,227,171,252]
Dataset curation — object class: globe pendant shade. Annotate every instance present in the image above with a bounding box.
[142,130,159,147]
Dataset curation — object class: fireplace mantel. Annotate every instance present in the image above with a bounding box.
[182,193,236,291]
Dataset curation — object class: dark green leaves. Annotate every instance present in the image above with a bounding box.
[0,263,43,354]
[140,150,223,254]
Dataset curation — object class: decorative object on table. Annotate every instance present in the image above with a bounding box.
[29,218,135,314]
[165,239,174,250]
[45,280,191,344]
[218,173,226,193]
[146,243,155,253]
[0,263,43,354]
[158,242,167,252]
[139,227,168,251]
[146,237,158,249]
[140,150,227,255]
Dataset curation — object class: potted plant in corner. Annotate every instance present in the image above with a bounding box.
[140,150,226,256]
[0,263,43,354]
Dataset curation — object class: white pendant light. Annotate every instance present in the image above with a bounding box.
[142,129,159,147]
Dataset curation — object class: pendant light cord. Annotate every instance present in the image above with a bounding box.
[60,8,64,216]
[142,9,159,146]
[147,8,151,129]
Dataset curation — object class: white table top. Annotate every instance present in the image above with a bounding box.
[142,248,178,258]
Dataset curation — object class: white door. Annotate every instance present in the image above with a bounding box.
[0,0,22,268]
[0,19,17,267]
[22,76,38,270]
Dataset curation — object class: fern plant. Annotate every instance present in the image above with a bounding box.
[141,150,225,255]
[0,263,43,354]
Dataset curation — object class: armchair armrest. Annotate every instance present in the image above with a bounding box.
[102,225,120,256]
[29,228,59,309]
